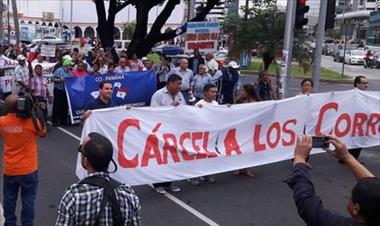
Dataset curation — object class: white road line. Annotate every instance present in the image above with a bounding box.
[47,121,81,141]
[51,123,220,226]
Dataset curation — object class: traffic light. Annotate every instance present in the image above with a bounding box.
[325,0,336,30]
[295,0,310,30]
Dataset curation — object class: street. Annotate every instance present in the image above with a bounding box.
[1,77,379,226]
[321,55,380,81]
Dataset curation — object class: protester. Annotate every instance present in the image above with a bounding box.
[288,134,380,226]
[108,63,116,74]
[129,53,144,72]
[233,84,259,177]
[114,56,131,74]
[29,62,50,121]
[56,132,141,225]
[72,61,89,77]
[255,71,277,101]
[14,54,30,93]
[150,74,184,194]
[93,56,108,74]
[192,64,214,101]
[92,63,102,76]
[154,55,173,90]
[80,81,115,123]
[300,78,313,95]
[205,52,218,76]
[0,70,13,100]
[169,58,194,104]
[52,51,64,73]
[189,48,205,74]
[143,60,154,71]
[187,84,219,186]
[342,75,369,163]
[52,59,73,126]
[0,95,47,226]
[220,61,239,104]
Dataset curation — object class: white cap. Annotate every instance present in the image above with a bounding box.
[141,57,149,61]
[63,55,72,61]
[228,61,239,69]
[17,55,26,61]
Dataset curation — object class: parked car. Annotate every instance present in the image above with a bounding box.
[344,50,366,65]
[333,44,359,62]
[322,39,335,55]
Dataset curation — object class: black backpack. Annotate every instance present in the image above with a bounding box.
[79,175,125,226]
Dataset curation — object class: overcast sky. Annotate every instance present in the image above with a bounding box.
[14,0,185,24]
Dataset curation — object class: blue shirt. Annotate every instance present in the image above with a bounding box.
[193,73,214,98]
[53,67,72,91]
[85,97,115,110]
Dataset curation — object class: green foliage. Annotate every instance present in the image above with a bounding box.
[122,21,136,40]
[222,0,285,58]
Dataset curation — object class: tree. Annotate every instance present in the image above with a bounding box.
[223,0,286,70]
[122,21,136,40]
[94,0,221,61]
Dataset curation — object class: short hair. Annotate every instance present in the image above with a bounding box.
[98,80,112,89]
[167,74,182,83]
[119,56,127,61]
[352,177,380,226]
[203,83,217,93]
[243,84,260,101]
[83,132,113,172]
[34,64,42,69]
[354,75,366,87]
[301,78,313,87]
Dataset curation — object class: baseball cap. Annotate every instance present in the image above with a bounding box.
[228,61,239,69]
[142,57,149,61]
[17,55,26,61]
[63,59,74,66]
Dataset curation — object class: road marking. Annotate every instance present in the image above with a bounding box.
[148,185,220,226]
[47,122,81,141]
[51,122,220,226]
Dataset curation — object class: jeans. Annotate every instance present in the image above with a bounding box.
[3,171,38,226]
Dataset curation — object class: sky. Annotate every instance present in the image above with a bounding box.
[13,0,185,24]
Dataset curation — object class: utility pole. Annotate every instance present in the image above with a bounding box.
[279,0,297,99]
[0,0,4,44]
[311,0,328,92]
[11,0,19,44]
[7,0,10,46]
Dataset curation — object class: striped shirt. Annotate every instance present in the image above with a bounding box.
[30,75,47,98]
[53,67,72,91]
[56,172,141,226]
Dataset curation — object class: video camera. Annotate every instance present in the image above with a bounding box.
[0,91,46,131]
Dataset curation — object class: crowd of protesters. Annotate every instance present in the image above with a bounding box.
[0,42,379,226]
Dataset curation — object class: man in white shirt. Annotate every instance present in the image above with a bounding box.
[168,58,193,104]
[150,74,184,193]
[14,55,29,93]
[205,53,218,76]
[114,56,131,74]
[195,83,219,107]
[187,84,219,186]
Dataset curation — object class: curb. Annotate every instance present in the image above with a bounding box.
[241,72,353,84]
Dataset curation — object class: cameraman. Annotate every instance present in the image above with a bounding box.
[255,71,277,101]
[0,95,47,226]
[288,135,380,226]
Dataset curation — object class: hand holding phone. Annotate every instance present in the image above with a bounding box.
[312,136,330,149]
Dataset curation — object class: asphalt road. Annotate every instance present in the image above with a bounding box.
[0,77,379,226]
[321,55,380,81]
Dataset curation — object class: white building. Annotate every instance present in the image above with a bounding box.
[10,0,185,41]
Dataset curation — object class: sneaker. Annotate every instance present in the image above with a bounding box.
[204,176,216,184]
[169,185,181,192]
[155,186,167,194]
[188,178,200,186]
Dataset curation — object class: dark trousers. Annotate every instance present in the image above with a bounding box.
[153,182,172,188]
[52,88,68,125]
[3,171,38,226]
[181,90,190,105]
[348,148,362,159]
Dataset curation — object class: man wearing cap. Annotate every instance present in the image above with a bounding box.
[52,58,73,126]
[220,61,239,104]
[14,55,30,93]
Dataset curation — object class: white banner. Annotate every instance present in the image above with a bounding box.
[77,90,380,186]
[185,22,220,53]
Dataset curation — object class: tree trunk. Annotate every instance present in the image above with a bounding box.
[126,4,150,58]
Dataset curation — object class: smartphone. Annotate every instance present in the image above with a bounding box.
[312,136,330,149]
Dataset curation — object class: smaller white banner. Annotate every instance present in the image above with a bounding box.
[185,22,220,53]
